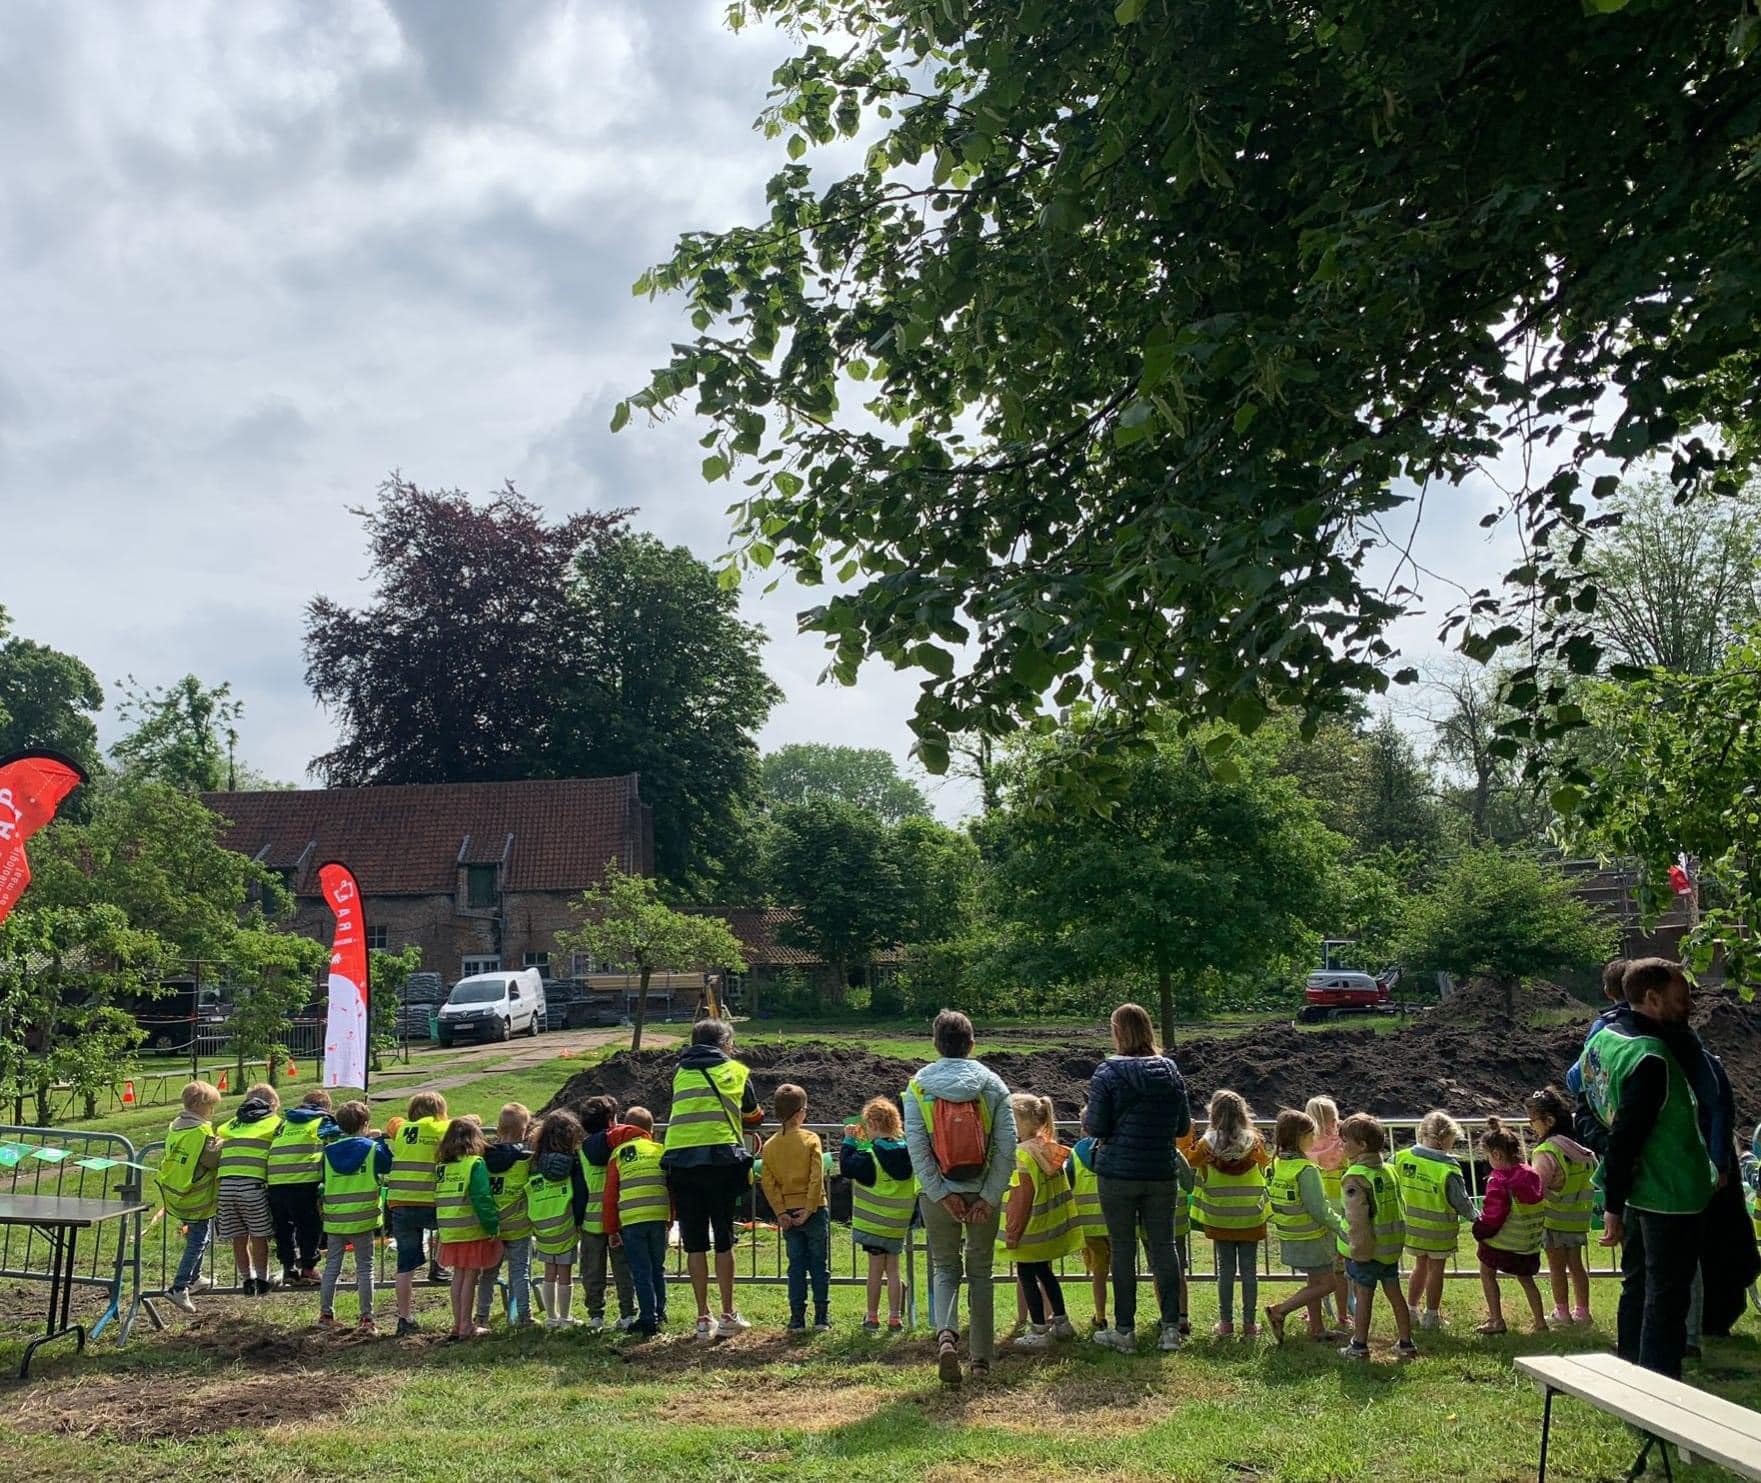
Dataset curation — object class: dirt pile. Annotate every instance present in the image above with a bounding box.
[543,988,1761,1128]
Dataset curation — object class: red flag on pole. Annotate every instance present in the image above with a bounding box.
[0,750,86,926]
[318,862,370,1090]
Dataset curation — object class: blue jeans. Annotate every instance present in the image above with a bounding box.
[785,1207,830,1323]
[173,1217,210,1292]
[621,1222,669,1329]
[476,1235,533,1325]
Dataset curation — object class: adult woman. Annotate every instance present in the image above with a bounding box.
[1083,1002,1191,1352]
[660,1017,763,1339]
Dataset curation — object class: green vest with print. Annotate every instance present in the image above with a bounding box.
[1390,1147,1460,1255]
[1004,1148,1079,1264]
[435,1154,494,1244]
[321,1154,383,1238]
[616,1137,671,1228]
[1581,1024,1717,1215]
[157,1123,219,1220]
[527,1170,579,1257]
[266,1113,326,1186]
[1536,1138,1594,1235]
[663,1060,751,1153]
[490,1152,532,1241]
[1267,1155,1326,1244]
[1338,1161,1404,1264]
[215,1112,285,1183]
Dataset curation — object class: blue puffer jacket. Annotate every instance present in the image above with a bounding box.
[1083,1054,1191,1182]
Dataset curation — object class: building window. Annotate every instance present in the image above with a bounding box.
[522,951,550,971]
[465,864,498,910]
[570,952,596,977]
[366,925,388,951]
[461,955,500,977]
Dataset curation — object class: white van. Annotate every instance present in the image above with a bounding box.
[436,968,547,1045]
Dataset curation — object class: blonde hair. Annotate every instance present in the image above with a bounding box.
[181,1080,222,1114]
[496,1102,530,1142]
[1207,1089,1254,1143]
[1305,1096,1339,1139]
[1110,1003,1157,1057]
[1417,1109,1463,1152]
[625,1105,655,1133]
[408,1091,447,1121]
[1009,1092,1054,1139]
[245,1082,280,1110]
[861,1096,902,1139]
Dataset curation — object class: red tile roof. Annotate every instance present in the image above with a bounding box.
[202,777,652,896]
[691,906,903,969]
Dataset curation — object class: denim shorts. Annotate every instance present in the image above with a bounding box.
[390,1204,437,1274]
[1346,1257,1400,1287]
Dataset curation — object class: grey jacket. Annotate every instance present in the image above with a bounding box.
[902,1056,1017,1208]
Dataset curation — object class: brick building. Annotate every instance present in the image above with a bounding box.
[203,776,654,983]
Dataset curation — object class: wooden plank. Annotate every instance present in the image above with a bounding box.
[1517,1356,1761,1479]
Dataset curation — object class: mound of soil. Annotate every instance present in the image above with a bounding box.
[544,988,1761,1130]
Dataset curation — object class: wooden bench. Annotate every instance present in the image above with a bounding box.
[1517,1352,1761,1481]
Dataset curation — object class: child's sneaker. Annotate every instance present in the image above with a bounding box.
[1213,1320,1235,1338]
[1570,1307,1592,1326]
[813,1317,833,1333]
[188,1276,212,1295]
[615,1315,637,1332]
[1049,1315,1076,1340]
[715,1312,751,1339]
[1242,1322,1261,1340]
[358,1317,378,1335]
[298,1267,321,1286]
[1091,1326,1136,1353]
[1395,1338,1418,1358]
[396,1317,420,1338]
[1547,1307,1572,1328]
[1418,1310,1442,1331]
[317,1312,338,1329]
[1158,1322,1183,1352]
[1014,1324,1053,1351]
[695,1316,714,1341]
[861,1317,881,1334]
[786,1317,807,1334]
[1338,1340,1370,1360]
[167,1288,197,1315]
[586,1315,605,1331]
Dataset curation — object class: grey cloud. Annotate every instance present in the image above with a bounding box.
[210,398,313,465]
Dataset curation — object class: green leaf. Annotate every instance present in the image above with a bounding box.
[750,542,774,569]
[702,455,730,482]
[913,644,956,679]
[1115,0,1146,23]
[1210,757,1242,784]
[609,401,630,433]
[1582,0,1629,11]
[716,564,741,592]
[1232,403,1260,434]
[1115,399,1155,448]
[1227,691,1267,734]
[788,134,807,160]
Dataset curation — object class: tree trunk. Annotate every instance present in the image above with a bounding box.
[631,966,651,1053]
[1158,964,1175,1050]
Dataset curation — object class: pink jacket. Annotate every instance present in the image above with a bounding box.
[1472,1163,1544,1242]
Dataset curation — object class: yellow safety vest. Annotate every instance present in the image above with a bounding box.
[157,1123,218,1220]
[266,1113,327,1187]
[386,1115,450,1207]
[1004,1148,1080,1264]
[435,1154,494,1244]
[1338,1162,1405,1264]
[1536,1140,1593,1236]
[1195,1155,1270,1234]
[615,1138,671,1228]
[662,1060,751,1153]
[1267,1155,1326,1244]
[321,1153,383,1238]
[215,1112,285,1183]
[1486,1174,1545,1255]
[850,1142,918,1245]
[1068,1152,1108,1242]
[1175,1150,1193,1243]
[579,1154,609,1238]
[489,1152,532,1241]
[1391,1147,1461,1256]
[527,1170,579,1257]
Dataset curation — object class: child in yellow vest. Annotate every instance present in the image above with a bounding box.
[434,1116,502,1340]
[528,1109,591,1328]
[842,1095,915,1333]
[576,1095,638,1331]
[473,1102,534,1329]
[1392,1110,1476,1331]
[1526,1086,1596,1326]
[1003,1093,1079,1351]
[385,1090,451,1337]
[214,1082,284,1294]
[605,1106,672,1337]
[161,1080,223,1313]
[1337,1112,1415,1359]
[318,1100,391,1331]
[1263,1108,1349,1344]
[1305,1095,1350,1329]
[1189,1089,1270,1338]
[1470,1116,1548,1335]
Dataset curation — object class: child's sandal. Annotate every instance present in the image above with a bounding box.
[1475,1320,1507,1335]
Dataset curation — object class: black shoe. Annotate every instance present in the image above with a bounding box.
[244,1277,264,1296]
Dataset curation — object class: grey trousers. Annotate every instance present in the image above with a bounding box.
[579,1229,635,1320]
[321,1238,375,1320]
[919,1194,999,1362]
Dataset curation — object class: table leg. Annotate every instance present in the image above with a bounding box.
[1626,1433,1656,1481]
[1537,1387,1554,1482]
[19,1225,86,1380]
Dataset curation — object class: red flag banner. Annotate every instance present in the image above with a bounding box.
[317,861,370,1089]
[0,750,86,926]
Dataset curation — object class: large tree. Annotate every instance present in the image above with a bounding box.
[0,605,103,779]
[760,742,930,823]
[981,717,1339,1045]
[541,532,780,894]
[622,2,1759,774]
[110,673,243,792]
[305,477,624,785]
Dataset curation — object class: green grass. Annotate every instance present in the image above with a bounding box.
[3,1264,1757,1481]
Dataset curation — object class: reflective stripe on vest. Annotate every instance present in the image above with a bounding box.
[616,1138,670,1228]
[662,1061,751,1152]
[850,1145,917,1244]
[1391,1148,1461,1255]
[1195,1160,1270,1232]
[580,1155,609,1237]
[386,1116,450,1206]
[1486,1185,1545,1255]
[489,1154,532,1240]
[322,1158,383,1237]
[266,1116,325,1186]
[157,1124,219,1219]
[1536,1140,1593,1235]
[216,1113,284,1182]
[1268,1156,1325,1244]
[1069,1156,1107,1242]
[1338,1162,1405,1264]
[1006,1148,1079,1264]
[435,1154,492,1244]
[527,1171,579,1257]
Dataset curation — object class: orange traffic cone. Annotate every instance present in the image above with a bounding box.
[285,1059,299,1080]
[121,1080,136,1105]
[218,1070,230,1093]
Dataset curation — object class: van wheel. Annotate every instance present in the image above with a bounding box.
[498,1018,511,1042]
[436,1033,453,1048]
[527,1014,539,1038]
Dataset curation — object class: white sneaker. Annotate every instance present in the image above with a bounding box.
[1049,1315,1077,1340]
[1158,1322,1184,1351]
[614,1315,637,1332]
[1547,1308,1571,1328]
[1092,1326,1136,1353]
[167,1289,197,1315]
[188,1276,213,1295]
[714,1312,751,1339]
[695,1316,714,1340]
[586,1316,605,1331]
[1014,1325,1053,1351]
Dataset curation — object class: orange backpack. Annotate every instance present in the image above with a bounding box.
[908,1079,992,1181]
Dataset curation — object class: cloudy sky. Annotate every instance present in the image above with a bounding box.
[0,0,1522,819]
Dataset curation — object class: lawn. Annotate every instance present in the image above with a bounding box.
[2,1258,1758,1481]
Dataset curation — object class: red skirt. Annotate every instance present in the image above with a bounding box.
[441,1237,504,1269]
[1477,1241,1541,1278]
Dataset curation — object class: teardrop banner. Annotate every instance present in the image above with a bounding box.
[317,861,370,1091]
[0,750,87,926]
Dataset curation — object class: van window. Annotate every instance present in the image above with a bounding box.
[449,980,506,1006]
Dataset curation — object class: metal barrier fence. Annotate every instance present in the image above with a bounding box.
[0,1124,144,1344]
[124,1111,1618,1335]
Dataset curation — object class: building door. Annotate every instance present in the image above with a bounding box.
[461,955,500,977]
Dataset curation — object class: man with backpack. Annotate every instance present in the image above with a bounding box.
[903,1009,1018,1387]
